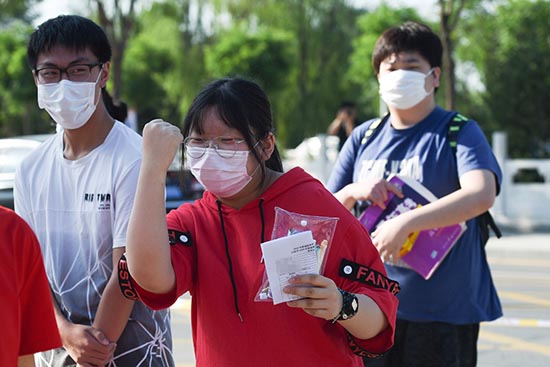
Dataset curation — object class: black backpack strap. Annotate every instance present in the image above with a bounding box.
[353,113,390,216]
[485,211,502,238]
[446,113,502,243]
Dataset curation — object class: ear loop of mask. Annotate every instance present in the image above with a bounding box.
[249,140,263,178]
[93,67,104,108]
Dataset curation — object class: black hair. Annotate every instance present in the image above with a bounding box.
[102,89,128,122]
[182,77,284,181]
[27,15,112,70]
[372,21,442,74]
[338,101,356,116]
[339,101,356,110]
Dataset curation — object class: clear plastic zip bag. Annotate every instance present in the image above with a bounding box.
[255,206,339,302]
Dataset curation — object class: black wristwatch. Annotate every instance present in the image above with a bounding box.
[331,288,359,323]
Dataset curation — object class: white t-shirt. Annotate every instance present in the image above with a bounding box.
[15,121,173,366]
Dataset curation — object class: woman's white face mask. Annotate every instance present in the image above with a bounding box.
[378,68,434,110]
[37,70,102,130]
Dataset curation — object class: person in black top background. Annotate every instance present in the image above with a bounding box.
[327,101,357,151]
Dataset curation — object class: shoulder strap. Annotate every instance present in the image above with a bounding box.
[446,113,502,240]
[447,113,468,155]
[360,113,390,145]
[352,113,389,217]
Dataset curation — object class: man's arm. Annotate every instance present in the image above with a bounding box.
[327,118,342,135]
[18,355,34,367]
[334,179,404,210]
[372,169,496,261]
[50,290,115,366]
[93,247,135,342]
[342,116,355,136]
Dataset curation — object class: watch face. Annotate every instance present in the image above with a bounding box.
[341,293,359,319]
[351,297,359,312]
[334,289,359,322]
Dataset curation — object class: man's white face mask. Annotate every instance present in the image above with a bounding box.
[378,68,435,110]
[37,70,102,130]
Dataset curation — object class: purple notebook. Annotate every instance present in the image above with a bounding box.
[359,175,466,279]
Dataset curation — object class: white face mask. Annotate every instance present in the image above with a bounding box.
[37,71,101,130]
[378,68,434,110]
[186,147,255,198]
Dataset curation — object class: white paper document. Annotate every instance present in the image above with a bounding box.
[260,230,319,305]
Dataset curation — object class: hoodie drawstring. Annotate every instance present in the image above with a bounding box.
[259,198,265,243]
[216,198,267,323]
[216,199,243,322]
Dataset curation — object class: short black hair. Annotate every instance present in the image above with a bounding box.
[182,77,284,177]
[27,15,112,70]
[339,101,356,110]
[372,21,442,74]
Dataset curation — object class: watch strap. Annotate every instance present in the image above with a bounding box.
[331,288,359,323]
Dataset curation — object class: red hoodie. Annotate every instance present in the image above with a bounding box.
[133,167,398,367]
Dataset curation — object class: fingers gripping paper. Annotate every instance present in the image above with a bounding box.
[260,231,318,305]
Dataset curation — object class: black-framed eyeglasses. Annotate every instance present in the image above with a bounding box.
[184,136,248,159]
[35,62,103,84]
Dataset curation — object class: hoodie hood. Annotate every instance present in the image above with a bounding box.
[201,167,320,214]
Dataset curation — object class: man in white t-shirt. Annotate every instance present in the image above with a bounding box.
[15,15,173,367]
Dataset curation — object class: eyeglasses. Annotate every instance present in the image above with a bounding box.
[35,63,103,84]
[184,136,248,159]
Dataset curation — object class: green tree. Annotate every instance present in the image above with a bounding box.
[438,0,467,110]
[204,27,292,140]
[205,28,291,94]
[0,0,41,23]
[0,21,52,136]
[213,0,364,147]
[94,0,138,104]
[460,0,550,157]
[438,0,486,110]
[122,0,211,130]
[122,5,182,130]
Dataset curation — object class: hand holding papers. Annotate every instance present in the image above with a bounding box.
[260,231,319,305]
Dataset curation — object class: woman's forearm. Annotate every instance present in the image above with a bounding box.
[125,163,175,293]
[339,294,388,340]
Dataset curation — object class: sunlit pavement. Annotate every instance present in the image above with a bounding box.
[169,231,550,367]
[170,296,194,367]
[478,232,550,367]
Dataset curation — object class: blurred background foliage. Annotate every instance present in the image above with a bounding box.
[0,0,548,157]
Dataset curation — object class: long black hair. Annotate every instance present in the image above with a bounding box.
[182,77,284,180]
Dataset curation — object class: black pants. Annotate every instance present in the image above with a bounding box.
[364,319,480,367]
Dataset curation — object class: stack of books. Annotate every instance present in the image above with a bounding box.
[359,175,466,279]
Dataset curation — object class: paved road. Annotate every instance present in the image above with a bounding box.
[170,231,550,367]
[478,232,550,367]
[170,296,194,367]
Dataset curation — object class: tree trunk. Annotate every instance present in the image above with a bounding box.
[110,41,122,103]
[438,0,467,111]
[439,1,456,110]
[95,0,136,104]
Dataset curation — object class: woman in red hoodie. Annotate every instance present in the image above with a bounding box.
[122,77,399,367]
